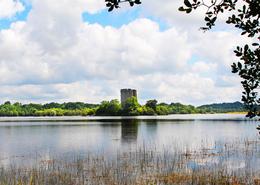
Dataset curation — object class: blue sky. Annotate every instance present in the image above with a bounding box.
[0,0,30,29]
[83,9,168,31]
[83,9,140,28]
[0,0,244,105]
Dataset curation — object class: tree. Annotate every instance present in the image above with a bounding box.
[106,0,260,118]
[96,99,121,116]
[145,99,158,111]
[4,101,11,105]
[156,105,170,115]
[122,96,140,115]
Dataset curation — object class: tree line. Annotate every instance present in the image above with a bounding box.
[0,98,245,117]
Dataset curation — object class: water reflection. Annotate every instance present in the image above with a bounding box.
[141,120,158,140]
[0,117,259,169]
[120,120,159,144]
[121,120,138,143]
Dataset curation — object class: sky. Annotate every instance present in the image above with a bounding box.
[0,0,250,105]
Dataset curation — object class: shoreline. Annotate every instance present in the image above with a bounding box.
[0,113,256,123]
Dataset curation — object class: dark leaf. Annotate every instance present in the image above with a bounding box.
[184,0,192,8]
[135,0,141,4]
[178,7,186,11]
[108,6,114,11]
[129,1,134,6]
[186,8,192,13]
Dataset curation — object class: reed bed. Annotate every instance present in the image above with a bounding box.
[0,138,259,185]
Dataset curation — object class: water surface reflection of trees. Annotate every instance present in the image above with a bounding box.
[121,120,138,144]
[120,120,159,144]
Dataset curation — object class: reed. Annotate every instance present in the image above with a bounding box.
[0,138,259,185]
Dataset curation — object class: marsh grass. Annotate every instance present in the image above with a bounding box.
[0,138,259,185]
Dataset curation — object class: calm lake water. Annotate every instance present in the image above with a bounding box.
[0,114,259,169]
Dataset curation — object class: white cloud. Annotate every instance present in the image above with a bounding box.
[133,73,242,105]
[191,61,217,74]
[141,0,246,32]
[141,0,212,31]
[28,0,105,14]
[0,0,25,18]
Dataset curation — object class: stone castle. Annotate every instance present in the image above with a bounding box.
[120,89,137,106]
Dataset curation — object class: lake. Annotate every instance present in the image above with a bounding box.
[0,114,259,171]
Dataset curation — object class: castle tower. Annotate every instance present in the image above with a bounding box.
[120,89,137,106]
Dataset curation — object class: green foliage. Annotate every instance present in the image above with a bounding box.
[62,102,97,110]
[0,100,245,117]
[156,105,170,115]
[198,101,246,113]
[145,100,158,111]
[0,102,98,117]
[122,96,141,116]
[168,103,198,114]
[43,102,62,109]
[139,106,156,115]
[96,99,121,116]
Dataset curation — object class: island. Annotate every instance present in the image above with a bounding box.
[0,89,246,117]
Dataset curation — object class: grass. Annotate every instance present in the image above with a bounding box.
[0,138,259,185]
